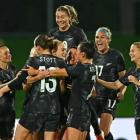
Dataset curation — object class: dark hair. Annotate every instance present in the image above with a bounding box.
[56,5,79,24]
[78,42,95,59]
[34,34,54,50]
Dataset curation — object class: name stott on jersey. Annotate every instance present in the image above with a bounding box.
[0,64,16,117]
[93,48,125,99]
[10,54,66,114]
[66,62,96,111]
[49,25,88,48]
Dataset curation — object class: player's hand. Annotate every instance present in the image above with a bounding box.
[22,66,39,76]
[38,70,50,78]
[0,92,4,97]
[128,75,137,83]
[117,92,124,100]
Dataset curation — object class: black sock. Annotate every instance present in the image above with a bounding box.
[105,132,114,140]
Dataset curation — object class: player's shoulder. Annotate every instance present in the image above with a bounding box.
[53,55,64,61]
[49,27,59,35]
[109,48,124,57]
[8,63,16,69]
[70,25,84,33]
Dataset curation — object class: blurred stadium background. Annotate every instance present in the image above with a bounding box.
[0,0,140,139]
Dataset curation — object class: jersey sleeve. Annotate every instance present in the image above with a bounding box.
[48,27,58,37]
[8,70,28,90]
[66,63,82,78]
[78,29,88,42]
[116,51,125,72]
[8,57,35,90]
[0,71,4,82]
[58,58,67,69]
[23,57,39,69]
[119,67,133,86]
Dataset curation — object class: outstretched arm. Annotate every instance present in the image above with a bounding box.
[97,78,124,90]
[23,66,68,78]
[117,70,127,100]
[49,68,68,77]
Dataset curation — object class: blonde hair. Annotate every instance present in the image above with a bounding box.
[30,47,38,57]
[132,42,140,49]
[52,39,63,53]
[56,5,79,24]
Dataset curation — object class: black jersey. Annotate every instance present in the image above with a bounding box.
[49,25,88,49]
[65,64,73,92]
[9,54,67,114]
[66,62,96,111]
[0,64,17,116]
[120,66,140,97]
[93,48,125,99]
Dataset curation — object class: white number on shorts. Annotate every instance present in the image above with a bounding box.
[107,99,116,109]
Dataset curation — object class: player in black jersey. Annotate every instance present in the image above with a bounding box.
[0,45,17,140]
[49,5,88,49]
[52,39,68,140]
[97,42,140,140]
[46,42,102,140]
[0,35,67,140]
[21,41,67,140]
[91,27,126,140]
[18,41,103,140]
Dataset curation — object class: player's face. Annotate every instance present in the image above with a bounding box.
[55,43,67,59]
[129,45,140,63]
[95,31,110,53]
[56,11,70,31]
[76,47,83,62]
[0,47,11,63]
[69,48,77,65]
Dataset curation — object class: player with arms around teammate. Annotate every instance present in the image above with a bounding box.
[97,42,140,140]
[91,27,126,140]
[0,35,67,140]
[0,44,17,140]
[21,41,104,140]
[49,5,88,49]
[44,42,97,140]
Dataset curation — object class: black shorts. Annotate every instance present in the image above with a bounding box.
[19,112,60,132]
[0,111,15,139]
[91,97,118,119]
[134,100,140,134]
[66,105,91,132]
[135,117,140,134]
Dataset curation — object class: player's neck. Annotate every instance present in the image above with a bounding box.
[41,50,51,55]
[59,24,70,32]
[81,59,92,64]
[136,61,140,68]
[98,47,109,54]
[0,61,8,70]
